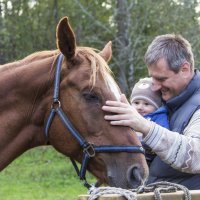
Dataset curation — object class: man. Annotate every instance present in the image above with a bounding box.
[102,34,200,189]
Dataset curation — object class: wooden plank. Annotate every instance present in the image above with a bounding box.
[78,190,200,200]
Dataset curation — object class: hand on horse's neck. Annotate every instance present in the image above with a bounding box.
[0,55,56,170]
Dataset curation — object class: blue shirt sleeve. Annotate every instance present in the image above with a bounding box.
[144,106,169,129]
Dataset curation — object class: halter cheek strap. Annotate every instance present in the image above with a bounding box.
[45,54,145,189]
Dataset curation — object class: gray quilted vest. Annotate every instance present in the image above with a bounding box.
[147,69,200,190]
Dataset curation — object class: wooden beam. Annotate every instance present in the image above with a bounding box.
[78,190,200,200]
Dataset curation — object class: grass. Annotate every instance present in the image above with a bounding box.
[0,146,96,200]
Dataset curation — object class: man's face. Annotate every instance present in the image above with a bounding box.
[148,58,192,101]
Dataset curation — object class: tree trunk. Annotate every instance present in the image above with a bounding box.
[53,0,59,25]
[115,0,134,95]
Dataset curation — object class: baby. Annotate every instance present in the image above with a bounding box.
[130,77,169,164]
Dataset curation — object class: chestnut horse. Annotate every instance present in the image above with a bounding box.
[0,17,148,189]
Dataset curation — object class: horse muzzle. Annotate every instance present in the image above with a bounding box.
[106,161,148,189]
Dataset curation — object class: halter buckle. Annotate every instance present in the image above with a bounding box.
[51,100,61,109]
[83,143,95,157]
[140,146,145,154]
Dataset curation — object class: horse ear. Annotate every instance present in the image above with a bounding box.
[99,41,112,62]
[56,17,76,60]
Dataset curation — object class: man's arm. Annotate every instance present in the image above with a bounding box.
[102,94,200,173]
[144,109,200,173]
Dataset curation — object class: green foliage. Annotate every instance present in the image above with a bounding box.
[0,146,95,200]
[1,0,200,93]
[126,0,200,92]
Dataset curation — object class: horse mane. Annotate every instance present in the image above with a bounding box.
[21,50,59,62]
[1,50,59,70]
[76,47,118,90]
[25,47,116,90]
[1,47,119,92]
[20,50,60,65]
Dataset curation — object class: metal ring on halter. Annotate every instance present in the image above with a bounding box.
[83,143,95,157]
[51,100,61,109]
[139,146,145,153]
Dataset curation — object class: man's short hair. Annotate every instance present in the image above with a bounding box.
[144,34,194,72]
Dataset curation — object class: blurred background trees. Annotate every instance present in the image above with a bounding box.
[1,0,200,95]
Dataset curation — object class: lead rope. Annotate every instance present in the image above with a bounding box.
[88,181,191,200]
[88,186,137,200]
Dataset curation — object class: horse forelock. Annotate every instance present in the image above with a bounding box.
[76,47,121,100]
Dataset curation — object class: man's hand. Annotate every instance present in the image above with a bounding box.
[102,94,151,136]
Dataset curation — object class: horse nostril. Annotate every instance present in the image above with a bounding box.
[127,165,144,188]
[131,166,142,183]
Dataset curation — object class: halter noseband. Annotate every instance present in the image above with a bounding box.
[45,54,145,189]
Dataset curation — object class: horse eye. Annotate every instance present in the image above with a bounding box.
[82,92,99,103]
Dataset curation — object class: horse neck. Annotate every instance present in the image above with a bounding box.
[0,53,57,170]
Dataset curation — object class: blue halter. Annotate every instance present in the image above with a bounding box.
[45,54,145,188]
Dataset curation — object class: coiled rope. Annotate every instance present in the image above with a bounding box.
[88,181,191,200]
[88,186,137,200]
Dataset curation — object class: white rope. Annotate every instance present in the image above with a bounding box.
[88,186,137,200]
[88,181,191,200]
[136,181,191,200]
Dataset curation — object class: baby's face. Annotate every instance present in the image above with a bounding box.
[131,99,157,116]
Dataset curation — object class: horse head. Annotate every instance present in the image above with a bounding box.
[46,17,149,189]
